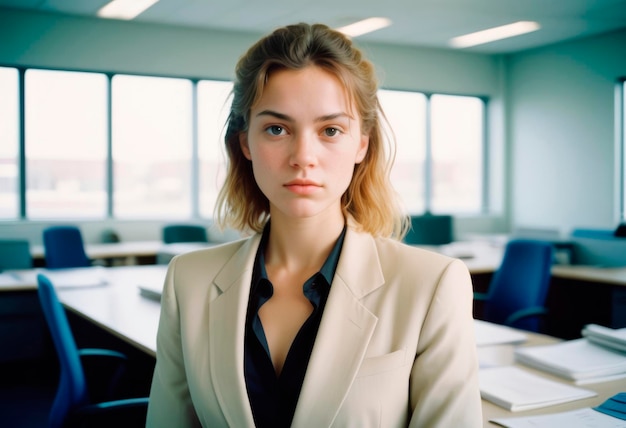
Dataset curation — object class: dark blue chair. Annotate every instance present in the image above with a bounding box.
[403,214,453,246]
[474,239,554,333]
[43,226,92,269]
[162,224,208,244]
[0,239,33,271]
[36,274,148,428]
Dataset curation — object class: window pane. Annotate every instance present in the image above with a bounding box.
[0,67,19,219]
[430,94,484,213]
[112,75,192,219]
[25,69,107,219]
[379,89,427,213]
[197,80,233,218]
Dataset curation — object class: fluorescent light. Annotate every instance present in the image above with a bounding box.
[336,17,392,38]
[450,21,540,48]
[97,0,159,20]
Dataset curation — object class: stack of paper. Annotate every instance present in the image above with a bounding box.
[515,338,626,384]
[490,392,626,427]
[583,324,626,353]
[479,366,596,411]
[474,319,528,347]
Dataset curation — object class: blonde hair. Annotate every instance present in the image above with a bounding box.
[214,23,408,239]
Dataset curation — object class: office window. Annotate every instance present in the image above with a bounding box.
[0,67,19,219]
[197,80,233,218]
[430,94,484,213]
[25,69,108,219]
[379,90,427,213]
[380,90,485,214]
[112,75,193,218]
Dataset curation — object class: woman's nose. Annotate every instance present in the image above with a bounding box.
[289,133,317,168]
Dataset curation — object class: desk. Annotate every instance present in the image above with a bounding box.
[4,264,624,426]
[8,265,165,357]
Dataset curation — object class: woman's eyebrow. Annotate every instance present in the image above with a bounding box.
[255,110,353,122]
[256,109,292,121]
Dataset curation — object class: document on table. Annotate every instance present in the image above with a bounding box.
[474,319,528,347]
[490,407,626,428]
[0,272,27,288]
[479,366,596,412]
[40,267,109,289]
[583,324,626,353]
[515,338,626,384]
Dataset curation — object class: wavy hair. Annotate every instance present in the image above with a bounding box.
[214,23,408,239]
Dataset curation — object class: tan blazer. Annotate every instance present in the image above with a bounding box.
[147,223,482,427]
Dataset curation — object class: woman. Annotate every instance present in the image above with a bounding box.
[147,23,481,427]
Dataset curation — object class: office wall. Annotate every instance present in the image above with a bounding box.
[508,29,626,236]
[0,7,507,243]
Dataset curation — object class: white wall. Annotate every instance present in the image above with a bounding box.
[508,29,626,236]
[0,8,507,244]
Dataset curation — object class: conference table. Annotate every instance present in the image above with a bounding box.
[3,263,625,427]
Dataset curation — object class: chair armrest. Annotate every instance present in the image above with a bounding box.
[504,306,548,327]
[79,348,127,361]
[473,292,489,301]
[69,397,149,428]
[79,348,128,402]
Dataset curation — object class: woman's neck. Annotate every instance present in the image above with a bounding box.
[264,212,345,277]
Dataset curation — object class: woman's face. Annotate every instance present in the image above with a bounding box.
[240,65,369,223]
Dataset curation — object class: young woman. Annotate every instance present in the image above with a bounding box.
[147,23,481,427]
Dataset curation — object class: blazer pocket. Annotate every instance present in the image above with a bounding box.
[357,349,407,378]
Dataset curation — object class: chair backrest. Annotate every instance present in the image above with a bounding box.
[37,274,89,428]
[162,224,208,244]
[403,214,453,246]
[483,239,554,332]
[0,239,33,271]
[43,226,91,269]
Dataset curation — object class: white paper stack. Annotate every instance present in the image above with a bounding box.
[474,319,528,347]
[514,338,626,384]
[582,324,626,353]
[479,366,597,411]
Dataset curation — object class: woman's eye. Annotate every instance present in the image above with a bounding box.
[266,125,285,136]
[324,127,340,137]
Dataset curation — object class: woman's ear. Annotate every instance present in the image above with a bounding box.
[239,133,252,160]
[355,134,369,164]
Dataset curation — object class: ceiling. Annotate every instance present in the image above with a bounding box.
[2,0,626,54]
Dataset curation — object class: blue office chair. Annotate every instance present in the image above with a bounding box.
[403,214,453,246]
[43,226,92,269]
[474,239,554,333]
[162,224,208,244]
[36,274,149,428]
[0,239,33,271]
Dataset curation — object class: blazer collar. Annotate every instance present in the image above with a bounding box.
[208,234,260,427]
[292,224,385,426]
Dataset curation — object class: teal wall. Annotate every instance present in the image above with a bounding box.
[508,29,626,235]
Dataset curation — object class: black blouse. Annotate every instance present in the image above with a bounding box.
[243,224,346,428]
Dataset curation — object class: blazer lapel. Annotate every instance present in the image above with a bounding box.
[208,234,261,427]
[291,227,384,427]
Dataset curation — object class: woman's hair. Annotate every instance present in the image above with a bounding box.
[214,22,408,239]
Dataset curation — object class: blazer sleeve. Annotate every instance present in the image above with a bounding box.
[146,257,201,428]
[408,258,483,427]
